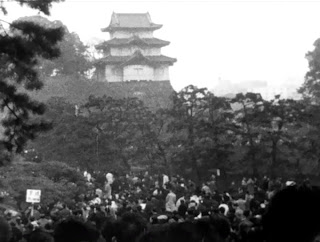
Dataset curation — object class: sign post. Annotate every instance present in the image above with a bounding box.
[26,189,41,217]
[30,203,34,217]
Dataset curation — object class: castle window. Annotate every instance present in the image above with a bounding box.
[134,67,143,75]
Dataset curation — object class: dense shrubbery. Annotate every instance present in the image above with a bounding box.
[0,160,87,208]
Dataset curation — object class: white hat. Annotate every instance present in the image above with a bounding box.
[285,181,296,186]
[157,215,168,220]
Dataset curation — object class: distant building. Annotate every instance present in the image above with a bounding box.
[94,12,177,82]
[212,79,268,97]
[247,86,301,100]
[212,78,301,100]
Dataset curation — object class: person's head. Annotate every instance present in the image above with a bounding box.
[219,207,226,215]
[0,217,11,242]
[24,229,54,242]
[54,218,99,242]
[107,212,147,242]
[262,185,320,242]
[243,210,250,218]
[15,217,21,225]
[228,208,235,214]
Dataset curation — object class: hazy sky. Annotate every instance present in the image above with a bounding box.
[3,0,320,91]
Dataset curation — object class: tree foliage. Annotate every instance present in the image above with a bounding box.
[166,85,234,181]
[0,1,64,154]
[299,38,320,103]
[17,32,320,182]
[231,92,266,175]
[0,0,63,16]
[297,36,320,175]
[29,84,320,181]
[31,96,158,173]
[16,16,92,77]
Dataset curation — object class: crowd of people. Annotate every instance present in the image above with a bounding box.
[0,171,320,242]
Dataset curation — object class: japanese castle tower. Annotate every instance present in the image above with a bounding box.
[95,12,177,82]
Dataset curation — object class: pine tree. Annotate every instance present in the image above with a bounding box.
[0,0,63,155]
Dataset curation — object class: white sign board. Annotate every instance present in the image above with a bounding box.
[26,189,41,203]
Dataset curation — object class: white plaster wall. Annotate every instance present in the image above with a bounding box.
[143,48,161,56]
[105,65,123,82]
[110,31,132,39]
[110,47,131,56]
[110,31,153,39]
[136,31,154,38]
[111,47,161,56]
[123,65,154,81]
[154,66,169,81]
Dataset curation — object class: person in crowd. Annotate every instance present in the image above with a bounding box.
[238,210,253,242]
[262,184,320,242]
[0,217,11,242]
[165,187,177,213]
[104,181,112,200]
[201,182,211,195]
[54,218,100,242]
[1,170,319,242]
[177,199,188,218]
[102,212,147,242]
[23,227,54,242]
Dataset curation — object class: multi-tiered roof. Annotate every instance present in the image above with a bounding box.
[95,12,177,68]
[96,36,170,52]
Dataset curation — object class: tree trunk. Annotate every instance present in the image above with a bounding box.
[191,151,201,185]
[270,139,277,178]
[248,136,258,177]
[121,154,131,172]
[162,153,173,178]
[251,152,258,177]
[96,134,100,168]
[188,121,201,185]
[157,144,173,178]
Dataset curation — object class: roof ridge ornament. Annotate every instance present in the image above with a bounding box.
[102,13,162,32]
[146,12,152,24]
[113,12,119,26]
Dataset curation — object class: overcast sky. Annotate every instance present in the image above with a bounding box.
[3,0,320,91]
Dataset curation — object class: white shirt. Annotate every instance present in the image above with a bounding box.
[163,175,169,185]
